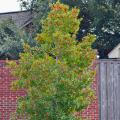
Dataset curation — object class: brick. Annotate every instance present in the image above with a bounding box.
[0,60,99,120]
[0,60,26,120]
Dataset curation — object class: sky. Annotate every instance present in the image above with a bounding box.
[0,0,20,13]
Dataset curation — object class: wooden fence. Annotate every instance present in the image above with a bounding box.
[99,59,120,120]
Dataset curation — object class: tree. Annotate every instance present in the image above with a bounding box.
[18,0,55,35]
[9,2,96,119]
[58,0,120,58]
[62,0,120,58]
[0,19,24,59]
[18,0,91,37]
[0,19,35,60]
[19,0,120,58]
[18,0,92,54]
[90,1,120,58]
[18,0,94,52]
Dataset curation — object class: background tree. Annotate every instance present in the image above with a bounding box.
[10,1,96,120]
[0,19,35,60]
[91,1,120,58]
[18,0,55,35]
[18,0,92,38]
[19,0,120,58]
[61,0,120,58]
[0,19,24,59]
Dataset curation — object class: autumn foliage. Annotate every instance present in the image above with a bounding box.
[9,1,96,120]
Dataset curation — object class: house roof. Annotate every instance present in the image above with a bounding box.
[0,10,33,28]
[108,43,120,57]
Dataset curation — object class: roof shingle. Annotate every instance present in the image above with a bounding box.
[0,10,32,28]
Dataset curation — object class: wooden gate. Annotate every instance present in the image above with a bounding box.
[99,59,120,120]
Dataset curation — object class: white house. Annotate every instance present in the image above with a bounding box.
[108,43,120,58]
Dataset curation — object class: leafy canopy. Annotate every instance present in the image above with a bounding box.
[20,0,120,58]
[10,1,96,120]
[0,19,23,59]
[0,18,36,60]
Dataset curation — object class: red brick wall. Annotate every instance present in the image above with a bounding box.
[75,61,99,120]
[0,60,26,120]
[81,61,99,120]
[81,70,99,120]
[0,60,99,120]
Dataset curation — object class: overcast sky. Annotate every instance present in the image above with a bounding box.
[0,0,20,13]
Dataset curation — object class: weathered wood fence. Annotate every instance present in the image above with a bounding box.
[99,59,120,120]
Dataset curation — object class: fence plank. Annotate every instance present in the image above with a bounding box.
[99,60,120,120]
[113,62,120,120]
[107,62,114,120]
[117,63,120,119]
[100,62,107,120]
